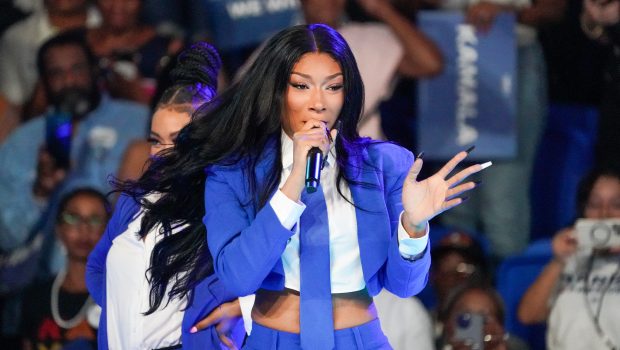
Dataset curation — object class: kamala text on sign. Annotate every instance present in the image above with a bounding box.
[417,11,517,161]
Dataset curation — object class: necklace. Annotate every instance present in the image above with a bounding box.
[583,254,620,350]
[50,268,93,329]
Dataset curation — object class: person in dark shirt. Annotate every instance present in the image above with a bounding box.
[20,187,111,350]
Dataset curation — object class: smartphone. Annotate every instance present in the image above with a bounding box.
[454,312,485,350]
[576,218,620,251]
[45,110,72,169]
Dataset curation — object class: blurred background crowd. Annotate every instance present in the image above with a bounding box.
[0,0,619,349]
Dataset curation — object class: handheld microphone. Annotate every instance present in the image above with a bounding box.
[305,147,323,193]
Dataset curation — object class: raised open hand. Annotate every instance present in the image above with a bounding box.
[401,149,490,235]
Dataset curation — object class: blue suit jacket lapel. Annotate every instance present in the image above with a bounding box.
[252,142,286,278]
[346,148,392,283]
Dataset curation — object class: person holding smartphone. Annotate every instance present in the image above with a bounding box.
[20,187,111,350]
[518,168,620,350]
[440,284,513,350]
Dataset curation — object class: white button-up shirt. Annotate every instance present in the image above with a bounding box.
[106,196,187,350]
[270,132,428,293]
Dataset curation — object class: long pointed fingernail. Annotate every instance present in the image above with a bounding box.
[480,161,492,170]
[326,127,333,143]
[417,151,425,160]
[465,145,476,154]
[190,327,198,334]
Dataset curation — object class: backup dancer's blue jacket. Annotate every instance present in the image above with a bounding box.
[86,194,242,350]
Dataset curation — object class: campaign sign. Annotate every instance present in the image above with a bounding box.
[417,11,517,160]
[204,0,301,51]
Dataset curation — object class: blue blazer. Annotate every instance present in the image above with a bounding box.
[203,140,431,299]
[86,194,243,350]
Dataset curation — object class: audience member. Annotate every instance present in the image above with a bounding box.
[20,187,111,350]
[430,231,490,340]
[0,31,148,273]
[440,283,528,350]
[435,0,566,259]
[431,236,489,306]
[518,168,620,349]
[86,0,184,106]
[0,0,101,124]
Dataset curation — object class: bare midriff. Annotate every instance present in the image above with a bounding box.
[251,288,377,333]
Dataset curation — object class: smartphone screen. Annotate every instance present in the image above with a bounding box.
[454,312,485,349]
[45,111,72,169]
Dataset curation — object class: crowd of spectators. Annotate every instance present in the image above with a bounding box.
[1,0,619,349]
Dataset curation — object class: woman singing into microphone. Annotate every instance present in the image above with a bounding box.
[197,24,489,349]
[130,24,489,349]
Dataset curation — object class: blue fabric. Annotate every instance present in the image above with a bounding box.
[85,194,244,350]
[299,186,334,349]
[203,139,431,301]
[496,252,552,350]
[529,103,598,241]
[0,96,148,253]
[243,320,391,350]
[440,41,548,258]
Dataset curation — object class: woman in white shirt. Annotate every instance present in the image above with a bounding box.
[86,42,244,350]
[518,168,620,350]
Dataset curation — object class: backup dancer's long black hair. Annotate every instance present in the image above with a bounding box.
[115,41,222,314]
[119,24,372,314]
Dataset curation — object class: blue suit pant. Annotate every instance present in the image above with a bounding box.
[243,318,392,350]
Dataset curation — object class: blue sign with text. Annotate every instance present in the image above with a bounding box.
[417,11,517,160]
[205,0,301,51]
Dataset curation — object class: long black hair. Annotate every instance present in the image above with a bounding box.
[120,24,370,312]
[115,41,221,314]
